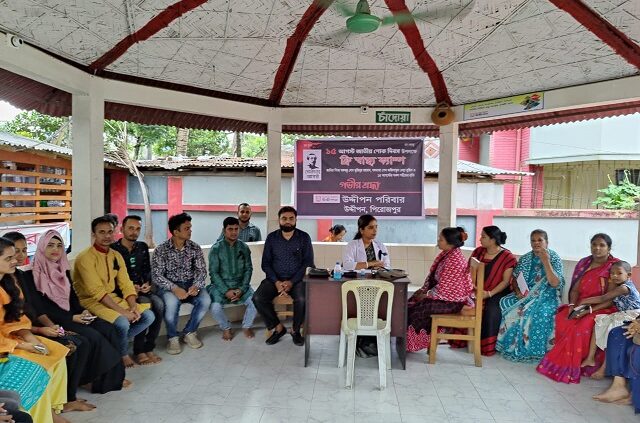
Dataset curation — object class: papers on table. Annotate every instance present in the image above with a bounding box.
[516,272,529,297]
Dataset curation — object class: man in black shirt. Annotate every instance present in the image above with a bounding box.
[111,215,164,365]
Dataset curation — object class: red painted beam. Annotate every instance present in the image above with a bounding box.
[383,0,452,105]
[89,0,208,72]
[269,0,334,105]
[548,0,640,69]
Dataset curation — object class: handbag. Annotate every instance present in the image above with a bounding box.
[307,267,330,278]
[375,269,408,281]
[0,355,50,410]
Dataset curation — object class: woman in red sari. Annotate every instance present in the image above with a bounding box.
[537,233,619,383]
[451,226,517,355]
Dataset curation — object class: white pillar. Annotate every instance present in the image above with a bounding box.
[266,112,282,233]
[479,133,491,166]
[71,78,104,255]
[437,123,459,233]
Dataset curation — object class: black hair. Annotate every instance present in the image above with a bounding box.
[354,214,376,240]
[591,233,612,249]
[1,232,26,243]
[104,213,119,227]
[168,212,192,234]
[329,224,346,236]
[0,237,24,323]
[611,260,632,274]
[223,216,240,229]
[238,203,250,210]
[530,229,548,242]
[122,215,142,227]
[91,216,115,233]
[278,206,297,217]
[441,227,467,248]
[482,225,507,246]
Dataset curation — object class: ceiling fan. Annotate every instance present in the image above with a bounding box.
[330,0,472,34]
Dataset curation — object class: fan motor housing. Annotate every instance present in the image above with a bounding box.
[347,14,381,33]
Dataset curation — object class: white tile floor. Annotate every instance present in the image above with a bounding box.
[65,327,638,423]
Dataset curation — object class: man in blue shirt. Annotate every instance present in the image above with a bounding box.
[252,206,314,346]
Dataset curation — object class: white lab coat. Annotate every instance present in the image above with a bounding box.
[342,239,391,271]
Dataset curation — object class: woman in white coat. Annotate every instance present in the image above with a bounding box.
[342,214,391,271]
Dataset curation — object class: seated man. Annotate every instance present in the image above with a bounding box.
[252,206,314,346]
[152,213,211,355]
[111,215,164,365]
[208,217,257,341]
[73,216,155,367]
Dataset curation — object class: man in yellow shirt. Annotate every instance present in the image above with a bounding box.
[73,215,154,367]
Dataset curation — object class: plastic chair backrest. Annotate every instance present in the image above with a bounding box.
[341,280,394,331]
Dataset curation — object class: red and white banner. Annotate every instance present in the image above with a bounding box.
[0,222,70,256]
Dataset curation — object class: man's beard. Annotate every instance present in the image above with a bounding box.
[239,216,250,223]
[280,224,296,233]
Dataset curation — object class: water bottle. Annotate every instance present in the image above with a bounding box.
[359,268,366,279]
[333,262,343,280]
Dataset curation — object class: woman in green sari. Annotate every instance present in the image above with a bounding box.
[496,229,565,362]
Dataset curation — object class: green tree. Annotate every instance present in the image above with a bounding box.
[187,129,231,156]
[593,171,640,210]
[104,121,177,159]
[0,110,67,143]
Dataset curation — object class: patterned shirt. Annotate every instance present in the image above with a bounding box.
[262,229,314,285]
[207,239,253,304]
[111,239,151,286]
[614,279,640,311]
[216,222,262,243]
[151,238,207,290]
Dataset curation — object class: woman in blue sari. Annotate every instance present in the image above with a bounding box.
[496,229,564,362]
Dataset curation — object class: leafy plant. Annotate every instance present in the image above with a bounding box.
[593,170,640,210]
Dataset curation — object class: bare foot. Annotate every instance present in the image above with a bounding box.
[122,379,133,389]
[52,411,71,423]
[593,386,631,403]
[122,355,136,368]
[243,328,255,339]
[134,353,154,365]
[591,368,606,380]
[222,329,234,341]
[581,357,596,367]
[146,351,162,363]
[62,400,96,412]
[614,396,632,405]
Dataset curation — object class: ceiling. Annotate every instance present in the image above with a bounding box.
[0,0,638,108]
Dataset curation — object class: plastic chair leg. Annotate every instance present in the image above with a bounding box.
[385,334,391,370]
[376,334,387,389]
[338,329,346,368]
[345,334,357,389]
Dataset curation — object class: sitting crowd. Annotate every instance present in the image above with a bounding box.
[1,203,639,420]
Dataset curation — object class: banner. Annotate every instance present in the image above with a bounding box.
[0,222,70,256]
[463,92,544,120]
[295,138,424,218]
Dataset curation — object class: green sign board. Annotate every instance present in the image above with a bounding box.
[375,111,411,124]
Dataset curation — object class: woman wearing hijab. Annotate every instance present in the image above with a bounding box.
[23,230,126,393]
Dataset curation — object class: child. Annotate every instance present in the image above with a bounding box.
[580,261,640,378]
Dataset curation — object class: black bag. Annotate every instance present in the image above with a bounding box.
[308,267,330,278]
[375,269,408,281]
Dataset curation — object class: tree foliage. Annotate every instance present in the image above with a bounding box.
[593,171,640,210]
[0,111,67,143]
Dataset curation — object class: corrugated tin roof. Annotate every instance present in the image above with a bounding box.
[424,158,533,176]
[0,131,72,156]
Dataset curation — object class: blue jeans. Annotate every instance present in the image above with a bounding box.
[210,296,257,330]
[161,288,212,339]
[112,309,155,356]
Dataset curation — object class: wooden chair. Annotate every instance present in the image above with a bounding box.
[429,261,484,367]
[273,294,294,320]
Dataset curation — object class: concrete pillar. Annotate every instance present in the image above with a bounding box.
[437,123,459,233]
[71,77,104,255]
[479,133,491,166]
[266,112,282,233]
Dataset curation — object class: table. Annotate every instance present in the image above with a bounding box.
[303,275,410,369]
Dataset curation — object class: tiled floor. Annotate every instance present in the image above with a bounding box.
[65,327,637,423]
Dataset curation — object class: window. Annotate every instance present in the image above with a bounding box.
[615,169,640,185]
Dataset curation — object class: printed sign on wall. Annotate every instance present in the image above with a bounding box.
[295,138,424,218]
[463,92,544,120]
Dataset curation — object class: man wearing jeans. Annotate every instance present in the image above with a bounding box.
[208,217,257,341]
[252,206,314,346]
[152,213,211,355]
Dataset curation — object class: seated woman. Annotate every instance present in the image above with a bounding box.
[0,236,70,423]
[537,233,619,384]
[342,215,390,271]
[593,321,640,411]
[3,231,94,413]
[451,226,516,356]
[406,227,474,352]
[7,231,127,394]
[496,229,564,362]
[322,225,346,242]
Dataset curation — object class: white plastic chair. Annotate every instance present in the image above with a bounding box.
[337,280,394,390]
